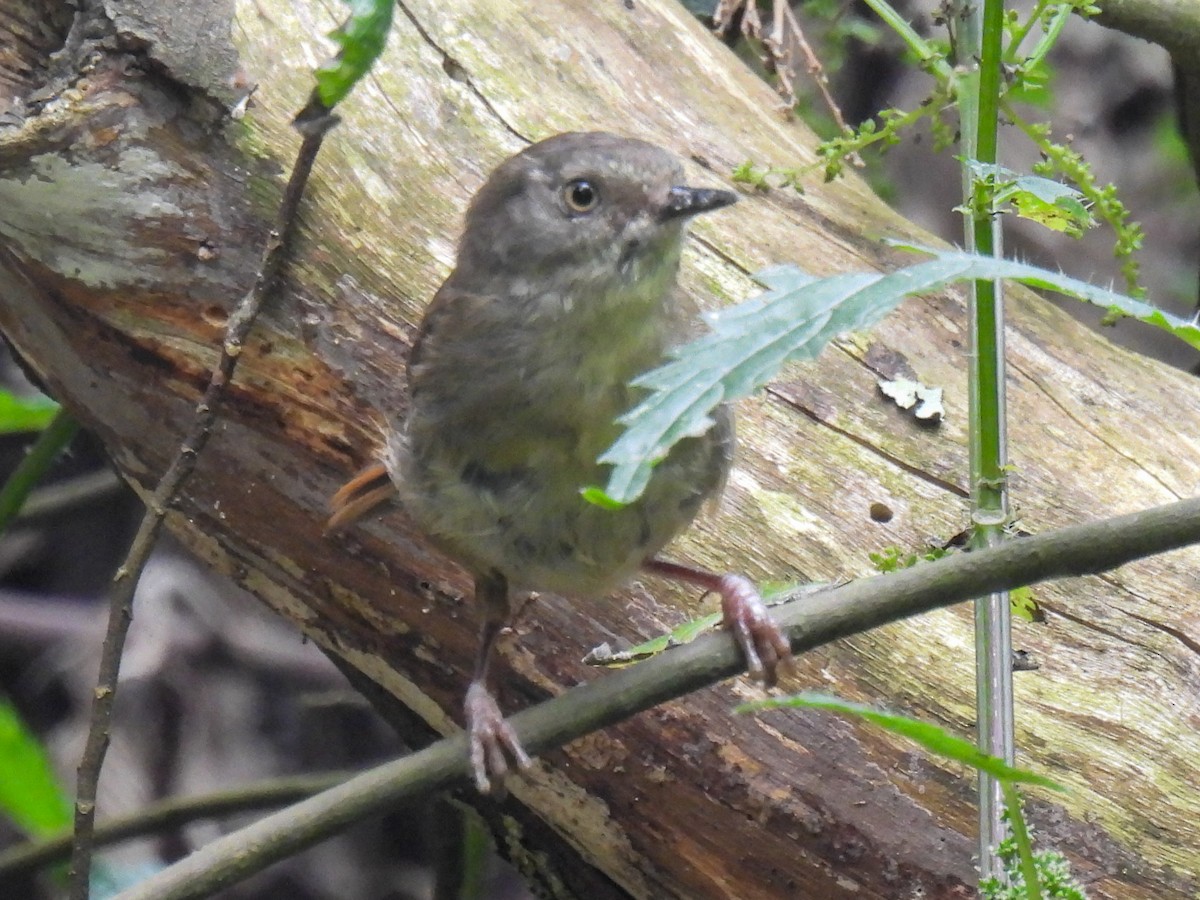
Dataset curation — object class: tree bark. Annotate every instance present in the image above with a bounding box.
[2,1,1199,898]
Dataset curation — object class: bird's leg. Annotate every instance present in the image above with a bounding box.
[465,571,532,793]
[643,558,791,686]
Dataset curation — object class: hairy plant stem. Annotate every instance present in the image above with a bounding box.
[959,0,1016,883]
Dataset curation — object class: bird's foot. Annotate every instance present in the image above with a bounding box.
[465,680,532,793]
[642,559,792,685]
[714,573,792,686]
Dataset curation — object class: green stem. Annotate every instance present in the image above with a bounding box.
[1001,783,1043,900]
[1005,0,1052,60]
[959,0,1016,885]
[1021,4,1072,71]
[859,0,954,80]
[823,103,931,153]
[0,410,78,534]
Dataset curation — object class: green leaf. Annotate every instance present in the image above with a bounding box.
[0,410,78,535]
[739,693,1064,790]
[869,546,908,573]
[583,612,723,668]
[314,0,394,108]
[579,486,627,510]
[965,161,1094,236]
[583,581,816,668]
[600,246,1200,504]
[1005,56,1055,109]
[869,544,950,572]
[731,161,769,190]
[1010,586,1044,623]
[0,390,59,434]
[1010,190,1092,237]
[0,700,71,837]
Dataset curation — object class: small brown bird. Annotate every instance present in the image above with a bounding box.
[329,132,790,791]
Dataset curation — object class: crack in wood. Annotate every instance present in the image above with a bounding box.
[1120,608,1200,659]
[1039,598,1195,678]
[766,383,970,499]
[1010,356,1181,501]
[394,0,530,145]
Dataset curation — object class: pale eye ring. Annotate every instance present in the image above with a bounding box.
[563,179,599,213]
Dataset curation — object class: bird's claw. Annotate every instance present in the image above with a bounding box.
[466,680,532,794]
[716,574,792,686]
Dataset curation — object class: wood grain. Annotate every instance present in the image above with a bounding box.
[1,1,1198,897]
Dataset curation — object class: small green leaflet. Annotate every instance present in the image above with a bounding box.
[0,390,58,434]
[583,612,722,668]
[738,693,1063,790]
[869,544,950,573]
[595,247,1200,506]
[314,0,394,108]
[579,485,630,511]
[1010,585,1044,623]
[0,700,71,837]
[1004,56,1054,109]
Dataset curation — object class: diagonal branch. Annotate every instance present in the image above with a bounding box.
[114,493,1200,900]
[1,772,347,881]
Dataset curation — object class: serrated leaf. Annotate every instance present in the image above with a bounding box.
[0,700,71,836]
[601,246,1200,504]
[965,161,1094,236]
[1010,188,1092,237]
[314,0,393,108]
[739,693,1064,790]
[0,390,59,434]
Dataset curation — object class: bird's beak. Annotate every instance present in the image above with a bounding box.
[661,186,739,221]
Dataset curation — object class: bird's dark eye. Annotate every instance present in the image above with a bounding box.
[563,179,599,213]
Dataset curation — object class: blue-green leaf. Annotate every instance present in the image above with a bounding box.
[600,247,1200,504]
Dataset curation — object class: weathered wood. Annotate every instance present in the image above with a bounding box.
[1,1,1198,897]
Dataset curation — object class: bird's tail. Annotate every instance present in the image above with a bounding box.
[326,462,395,533]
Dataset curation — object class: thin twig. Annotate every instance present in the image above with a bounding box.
[779,2,856,140]
[114,493,1200,900]
[66,108,340,899]
[715,1,861,167]
[1,772,348,880]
